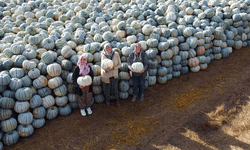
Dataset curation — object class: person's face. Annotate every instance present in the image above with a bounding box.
[106,46,112,53]
[135,46,141,54]
[80,57,87,65]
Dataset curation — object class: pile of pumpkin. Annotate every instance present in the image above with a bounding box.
[0,0,250,148]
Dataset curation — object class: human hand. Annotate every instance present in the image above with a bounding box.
[131,68,135,73]
[105,67,111,72]
[79,85,85,89]
[140,68,145,73]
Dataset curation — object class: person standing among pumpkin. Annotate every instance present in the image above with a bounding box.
[101,44,121,107]
[73,55,94,116]
[128,43,148,102]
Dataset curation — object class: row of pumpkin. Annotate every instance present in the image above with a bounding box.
[0,0,250,149]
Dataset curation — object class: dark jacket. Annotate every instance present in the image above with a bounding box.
[72,66,94,96]
[127,51,148,78]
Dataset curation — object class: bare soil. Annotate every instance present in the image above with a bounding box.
[5,46,250,150]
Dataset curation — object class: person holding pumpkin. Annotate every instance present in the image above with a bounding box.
[101,44,121,107]
[73,55,94,116]
[128,43,148,102]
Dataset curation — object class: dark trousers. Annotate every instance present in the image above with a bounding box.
[77,89,92,109]
[102,77,119,102]
[132,75,145,96]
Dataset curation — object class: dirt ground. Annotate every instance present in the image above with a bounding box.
[5,46,250,150]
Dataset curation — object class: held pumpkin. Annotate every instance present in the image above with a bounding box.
[77,75,92,87]
[131,62,144,73]
[101,59,113,70]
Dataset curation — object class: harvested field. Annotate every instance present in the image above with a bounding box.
[5,46,250,150]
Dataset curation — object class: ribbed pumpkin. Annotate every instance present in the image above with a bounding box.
[58,104,72,116]
[42,95,55,109]
[30,95,43,109]
[22,60,36,70]
[3,130,19,146]
[47,63,62,77]
[158,67,168,76]
[48,77,63,89]
[17,124,34,137]
[9,68,24,78]
[20,75,32,87]
[94,93,105,103]
[28,68,40,79]
[101,59,113,70]
[119,72,130,80]
[77,75,92,87]
[0,97,15,109]
[14,101,30,113]
[55,96,68,107]
[32,118,45,129]
[46,106,58,120]
[0,74,11,86]
[148,76,156,86]
[17,112,33,125]
[9,78,23,91]
[33,106,46,119]
[33,75,47,89]
[1,117,17,133]
[0,108,12,121]
[161,49,173,60]
[15,87,32,101]
[188,57,199,67]
[131,62,144,73]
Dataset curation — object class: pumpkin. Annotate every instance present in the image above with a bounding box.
[190,65,201,72]
[94,93,105,103]
[47,63,62,77]
[30,95,43,109]
[42,95,55,109]
[2,90,15,99]
[55,96,68,107]
[119,72,130,80]
[22,49,37,60]
[46,106,58,120]
[14,101,30,113]
[9,78,23,91]
[0,73,11,86]
[148,59,158,69]
[148,76,156,86]
[32,118,45,129]
[161,60,173,68]
[161,49,174,60]
[15,87,32,101]
[118,80,129,92]
[18,111,33,125]
[131,62,144,73]
[33,106,46,119]
[3,130,19,146]
[0,108,12,121]
[188,57,199,67]
[158,67,168,76]
[17,124,34,137]
[33,75,47,89]
[28,68,40,79]
[48,77,63,89]
[58,104,72,116]
[101,59,114,70]
[77,75,92,87]
[9,68,25,78]
[200,63,208,70]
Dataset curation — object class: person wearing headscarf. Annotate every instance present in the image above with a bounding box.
[127,43,148,102]
[101,44,121,107]
[73,55,94,116]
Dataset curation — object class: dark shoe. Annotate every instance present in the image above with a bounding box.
[116,101,120,106]
[106,101,111,107]
[131,95,137,102]
[140,94,144,102]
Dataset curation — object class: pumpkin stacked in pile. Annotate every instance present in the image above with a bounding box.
[0,0,250,148]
